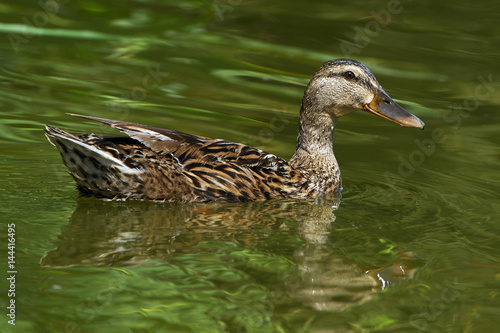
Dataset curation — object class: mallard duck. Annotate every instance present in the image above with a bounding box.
[45,59,424,202]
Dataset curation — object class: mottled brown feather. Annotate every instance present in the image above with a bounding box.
[45,120,316,202]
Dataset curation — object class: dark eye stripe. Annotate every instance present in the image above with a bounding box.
[319,71,375,93]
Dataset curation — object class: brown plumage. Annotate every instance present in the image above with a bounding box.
[45,59,425,202]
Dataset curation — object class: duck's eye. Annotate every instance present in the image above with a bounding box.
[344,71,355,79]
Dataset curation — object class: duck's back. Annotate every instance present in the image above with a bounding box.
[45,117,308,202]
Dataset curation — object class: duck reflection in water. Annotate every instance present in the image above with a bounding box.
[41,197,419,312]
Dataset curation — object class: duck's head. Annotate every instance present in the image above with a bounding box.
[301,59,425,129]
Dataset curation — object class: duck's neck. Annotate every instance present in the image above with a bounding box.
[290,104,339,171]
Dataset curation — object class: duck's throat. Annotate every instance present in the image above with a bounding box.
[289,109,342,195]
[290,110,339,172]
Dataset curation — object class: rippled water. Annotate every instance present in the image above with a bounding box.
[1,1,500,332]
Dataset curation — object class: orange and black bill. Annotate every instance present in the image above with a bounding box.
[364,88,425,129]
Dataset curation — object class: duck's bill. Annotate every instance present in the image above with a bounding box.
[363,89,425,129]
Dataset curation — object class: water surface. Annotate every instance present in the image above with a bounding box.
[1,1,500,332]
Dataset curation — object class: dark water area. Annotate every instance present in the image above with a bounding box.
[1,0,500,332]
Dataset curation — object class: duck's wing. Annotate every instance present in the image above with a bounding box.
[64,114,307,201]
[68,113,290,171]
[68,113,210,154]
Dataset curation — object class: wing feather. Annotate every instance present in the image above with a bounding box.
[68,113,290,171]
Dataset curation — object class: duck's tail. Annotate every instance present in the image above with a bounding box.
[45,125,144,198]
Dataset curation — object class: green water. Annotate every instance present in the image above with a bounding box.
[1,0,500,332]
